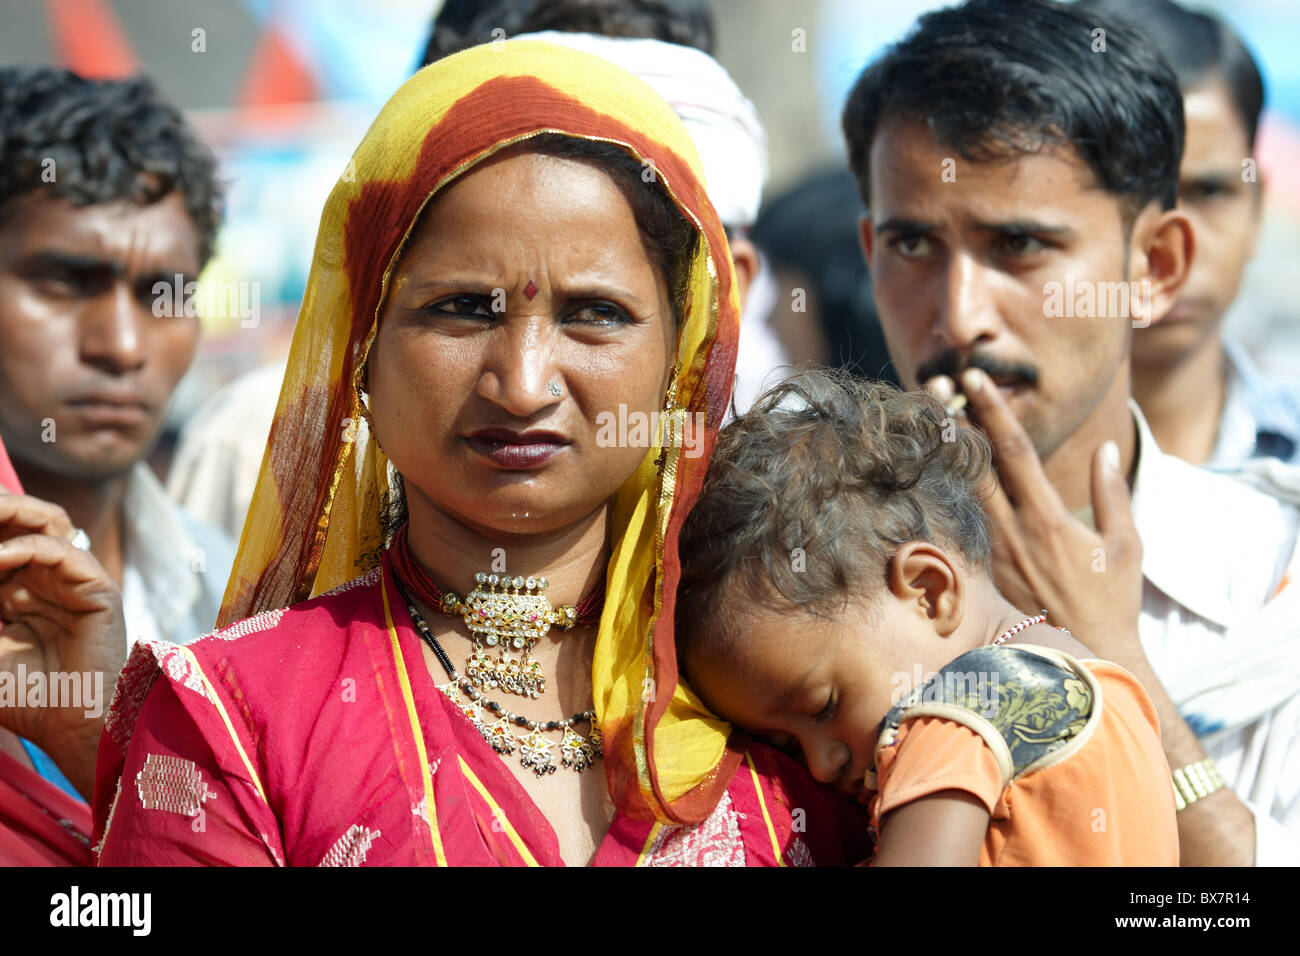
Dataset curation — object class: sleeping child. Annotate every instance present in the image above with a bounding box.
[675,369,1178,865]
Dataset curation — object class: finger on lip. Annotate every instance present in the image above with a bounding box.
[960,368,1006,414]
[923,375,955,402]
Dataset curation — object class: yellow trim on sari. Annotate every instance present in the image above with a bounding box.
[457,756,541,867]
[745,751,787,867]
[380,565,447,866]
[177,644,269,806]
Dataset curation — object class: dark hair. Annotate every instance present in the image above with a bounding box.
[419,0,713,67]
[1076,0,1265,149]
[675,368,993,660]
[841,0,1185,226]
[0,68,223,266]
[750,168,899,385]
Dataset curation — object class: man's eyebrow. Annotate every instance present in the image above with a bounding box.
[18,250,126,276]
[978,219,1075,240]
[1182,171,1237,185]
[874,217,936,235]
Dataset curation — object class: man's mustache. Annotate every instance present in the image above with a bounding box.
[915,350,1039,389]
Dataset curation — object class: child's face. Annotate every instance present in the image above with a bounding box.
[689,595,927,803]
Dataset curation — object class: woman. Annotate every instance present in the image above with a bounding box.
[92,41,870,866]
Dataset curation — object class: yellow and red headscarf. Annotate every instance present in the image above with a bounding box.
[217,40,742,824]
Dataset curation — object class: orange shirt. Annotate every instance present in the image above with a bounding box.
[870,660,1179,866]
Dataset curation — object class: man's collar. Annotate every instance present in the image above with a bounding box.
[1223,336,1300,450]
[121,462,201,641]
[1129,399,1284,628]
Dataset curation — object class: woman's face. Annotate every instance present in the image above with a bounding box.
[368,150,679,537]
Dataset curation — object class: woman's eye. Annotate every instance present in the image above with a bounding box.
[566,302,630,326]
[427,295,490,318]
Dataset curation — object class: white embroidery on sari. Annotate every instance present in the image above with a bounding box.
[412,759,440,827]
[92,777,124,858]
[104,640,167,754]
[643,791,745,867]
[787,837,815,867]
[319,824,381,867]
[319,566,382,598]
[202,607,287,641]
[152,643,207,697]
[135,754,218,816]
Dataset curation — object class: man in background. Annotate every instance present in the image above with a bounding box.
[1081,0,1300,468]
[0,68,234,799]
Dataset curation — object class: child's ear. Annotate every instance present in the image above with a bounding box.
[886,542,962,637]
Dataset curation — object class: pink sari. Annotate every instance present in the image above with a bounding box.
[0,753,93,866]
[92,551,870,866]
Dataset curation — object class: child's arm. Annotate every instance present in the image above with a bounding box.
[872,789,990,866]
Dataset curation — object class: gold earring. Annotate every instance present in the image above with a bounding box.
[356,381,383,454]
[655,363,683,475]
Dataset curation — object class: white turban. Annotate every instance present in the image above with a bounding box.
[513,30,769,227]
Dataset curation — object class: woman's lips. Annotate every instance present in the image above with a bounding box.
[466,432,568,469]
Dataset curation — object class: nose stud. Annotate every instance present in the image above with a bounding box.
[547,380,562,397]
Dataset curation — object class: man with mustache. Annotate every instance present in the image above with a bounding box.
[843,0,1300,864]
[0,69,234,801]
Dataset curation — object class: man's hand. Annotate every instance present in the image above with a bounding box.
[0,492,126,799]
[929,368,1257,865]
[930,368,1145,666]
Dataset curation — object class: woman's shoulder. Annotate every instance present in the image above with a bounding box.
[188,565,385,663]
[104,565,388,755]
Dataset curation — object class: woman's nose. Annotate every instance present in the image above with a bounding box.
[475,319,562,418]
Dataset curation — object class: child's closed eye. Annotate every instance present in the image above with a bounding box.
[813,692,836,723]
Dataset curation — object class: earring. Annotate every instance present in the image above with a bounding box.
[356,380,383,454]
[655,363,683,474]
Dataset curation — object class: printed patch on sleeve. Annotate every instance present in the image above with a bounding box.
[318,824,382,867]
[135,754,218,816]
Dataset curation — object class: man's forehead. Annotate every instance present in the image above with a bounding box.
[1182,83,1252,169]
[3,192,199,267]
[866,116,1103,220]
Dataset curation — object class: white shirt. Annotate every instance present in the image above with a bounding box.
[1130,400,1300,865]
[167,361,285,542]
[121,462,235,650]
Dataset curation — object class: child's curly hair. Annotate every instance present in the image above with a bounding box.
[676,367,993,661]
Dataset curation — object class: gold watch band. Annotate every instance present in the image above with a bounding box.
[1172,757,1226,812]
